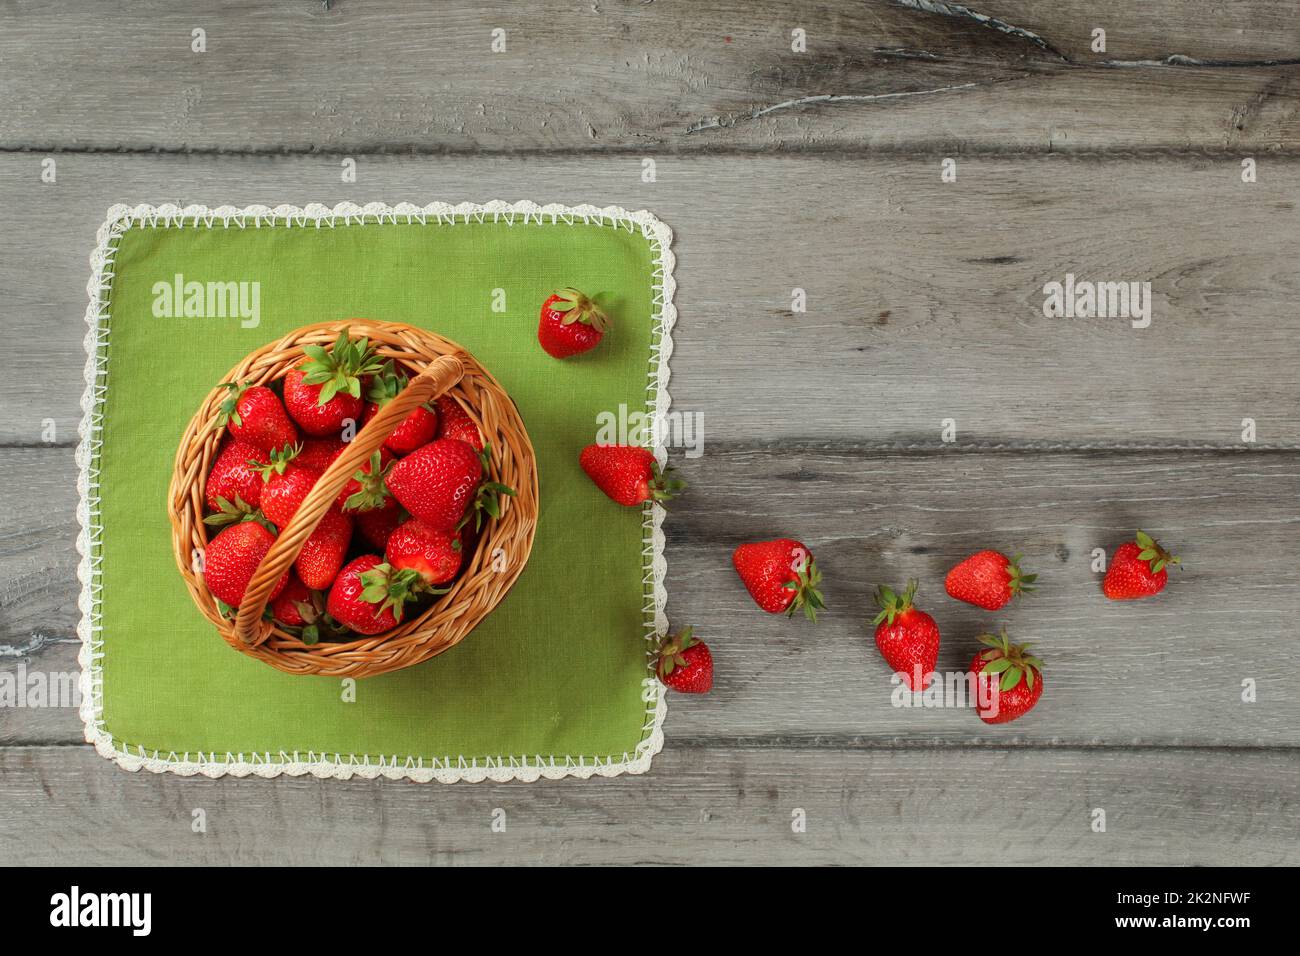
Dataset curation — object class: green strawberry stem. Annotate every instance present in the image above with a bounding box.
[1006,552,1038,599]
[300,328,386,406]
[214,381,250,430]
[550,288,611,332]
[343,450,394,512]
[657,627,698,679]
[203,495,275,532]
[976,628,1044,692]
[357,562,446,623]
[649,460,686,506]
[461,443,517,531]
[783,558,827,623]
[251,443,302,481]
[872,579,917,627]
[1134,530,1180,575]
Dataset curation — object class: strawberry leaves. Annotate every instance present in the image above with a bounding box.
[357,561,443,623]
[976,628,1043,692]
[300,329,385,407]
[463,443,517,531]
[550,288,611,332]
[784,558,827,622]
[1006,553,1038,599]
[656,626,698,678]
[1134,529,1180,575]
[872,580,917,627]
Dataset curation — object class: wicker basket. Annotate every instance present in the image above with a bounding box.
[169,319,539,678]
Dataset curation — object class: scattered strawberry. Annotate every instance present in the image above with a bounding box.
[204,439,269,511]
[945,550,1036,611]
[337,448,395,512]
[253,447,321,529]
[434,394,483,450]
[326,555,424,635]
[1103,530,1180,600]
[871,581,940,690]
[970,629,1044,724]
[295,506,353,590]
[386,439,513,532]
[385,518,462,586]
[363,360,439,454]
[578,444,684,507]
[656,627,713,693]
[355,498,406,550]
[202,521,287,608]
[537,288,610,358]
[294,437,347,473]
[731,538,826,621]
[215,383,298,454]
[283,329,384,437]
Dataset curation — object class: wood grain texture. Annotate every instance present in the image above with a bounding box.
[0,744,1294,865]
[1,1,1298,153]
[5,152,1300,447]
[6,446,1298,746]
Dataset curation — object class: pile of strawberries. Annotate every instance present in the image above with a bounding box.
[200,329,512,642]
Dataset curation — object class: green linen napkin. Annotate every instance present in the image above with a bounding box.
[75,201,675,782]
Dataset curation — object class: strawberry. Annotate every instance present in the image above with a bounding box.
[385,518,462,586]
[538,288,610,359]
[656,627,713,694]
[355,498,406,550]
[386,439,514,532]
[295,506,353,590]
[326,555,425,635]
[1103,530,1179,600]
[578,445,684,507]
[731,538,826,621]
[294,437,346,473]
[871,581,940,690]
[337,448,395,512]
[202,521,287,608]
[970,630,1044,724]
[434,394,483,450]
[253,447,321,529]
[215,383,298,454]
[204,439,269,511]
[270,574,315,627]
[945,550,1036,611]
[283,329,384,437]
[362,360,439,455]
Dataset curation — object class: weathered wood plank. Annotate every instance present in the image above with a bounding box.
[5,152,1300,447]
[1,1,1298,153]
[0,744,1294,865]
[6,446,1298,746]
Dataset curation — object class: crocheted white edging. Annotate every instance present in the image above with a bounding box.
[75,200,676,783]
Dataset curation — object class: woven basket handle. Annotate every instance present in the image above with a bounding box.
[231,354,466,646]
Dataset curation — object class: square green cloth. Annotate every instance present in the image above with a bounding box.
[76,202,674,783]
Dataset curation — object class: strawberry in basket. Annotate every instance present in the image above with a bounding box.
[363,360,440,454]
[284,329,385,437]
[386,439,515,532]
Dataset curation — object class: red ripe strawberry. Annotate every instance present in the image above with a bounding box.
[578,444,684,507]
[362,361,439,455]
[945,550,1036,611]
[386,439,513,532]
[296,506,353,590]
[337,448,395,512]
[283,329,384,437]
[434,395,483,450]
[216,383,298,454]
[355,498,405,550]
[205,439,268,511]
[872,581,940,690]
[537,288,611,359]
[202,521,287,608]
[731,538,826,621]
[253,447,320,529]
[656,627,713,694]
[294,437,346,473]
[970,630,1044,724]
[270,574,315,627]
[326,555,424,635]
[385,518,462,586]
[1103,530,1179,600]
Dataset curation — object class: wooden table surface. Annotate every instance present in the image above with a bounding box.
[2,1,1298,865]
